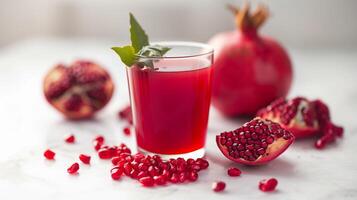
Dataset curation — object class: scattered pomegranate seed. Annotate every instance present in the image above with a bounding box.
[94,135,105,143]
[67,163,79,174]
[259,178,278,192]
[43,149,55,160]
[212,181,226,192]
[227,167,241,177]
[139,176,155,187]
[111,167,123,180]
[79,154,91,164]
[123,127,131,136]
[64,134,75,143]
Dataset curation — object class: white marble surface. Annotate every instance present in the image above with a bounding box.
[0,38,356,199]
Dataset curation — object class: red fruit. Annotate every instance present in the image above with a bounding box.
[212,181,226,192]
[111,167,123,180]
[258,97,343,149]
[209,4,292,116]
[79,154,91,164]
[44,149,55,160]
[216,117,294,165]
[43,60,114,119]
[67,163,79,174]
[139,176,155,187]
[123,127,131,136]
[227,167,241,177]
[64,134,75,143]
[118,105,133,124]
[259,178,278,192]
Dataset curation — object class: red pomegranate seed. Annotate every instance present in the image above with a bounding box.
[43,149,55,160]
[154,175,167,185]
[227,167,241,177]
[93,141,103,151]
[137,171,149,179]
[259,178,278,192]
[123,127,131,136]
[94,135,104,143]
[170,173,179,183]
[98,148,113,159]
[139,176,155,187]
[111,167,123,180]
[64,134,75,143]
[196,158,209,169]
[67,163,79,174]
[188,171,198,181]
[212,181,226,192]
[111,156,121,165]
[79,154,91,164]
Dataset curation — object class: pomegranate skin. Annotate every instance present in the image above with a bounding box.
[210,31,293,117]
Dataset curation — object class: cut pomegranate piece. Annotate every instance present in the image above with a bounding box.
[212,181,226,192]
[259,178,278,192]
[67,163,80,174]
[227,167,241,177]
[258,97,343,149]
[64,134,75,143]
[216,117,294,165]
[43,60,114,119]
[44,149,55,160]
[79,154,91,164]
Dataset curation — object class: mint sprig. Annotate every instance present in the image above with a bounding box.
[112,13,170,68]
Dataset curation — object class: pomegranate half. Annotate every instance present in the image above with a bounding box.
[43,60,114,119]
[216,117,294,165]
[209,4,293,116]
[257,97,343,149]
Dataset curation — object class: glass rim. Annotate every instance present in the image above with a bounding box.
[136,41,214,59]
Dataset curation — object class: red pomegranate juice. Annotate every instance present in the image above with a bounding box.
[127,60,212,155]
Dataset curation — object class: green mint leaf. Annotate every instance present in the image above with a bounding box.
[130,13,149,53]
[137,45,171,57]
[136,45,171,68]
[111,45,136,66]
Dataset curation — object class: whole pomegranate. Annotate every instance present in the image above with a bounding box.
[258,97,343,149]
[209,4,293,117]
[43,60,114,119]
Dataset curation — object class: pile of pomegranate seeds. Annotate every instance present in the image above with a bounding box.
[44,149,56,160]
[259,178,278,192]
[227,167,241,177]
[212,181,226,192]
[64,134,75,143]
[94,140,209,187]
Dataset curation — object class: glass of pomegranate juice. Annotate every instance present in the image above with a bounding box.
[127,42,213,158]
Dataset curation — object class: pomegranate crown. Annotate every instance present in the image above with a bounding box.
[227,3,269,32]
